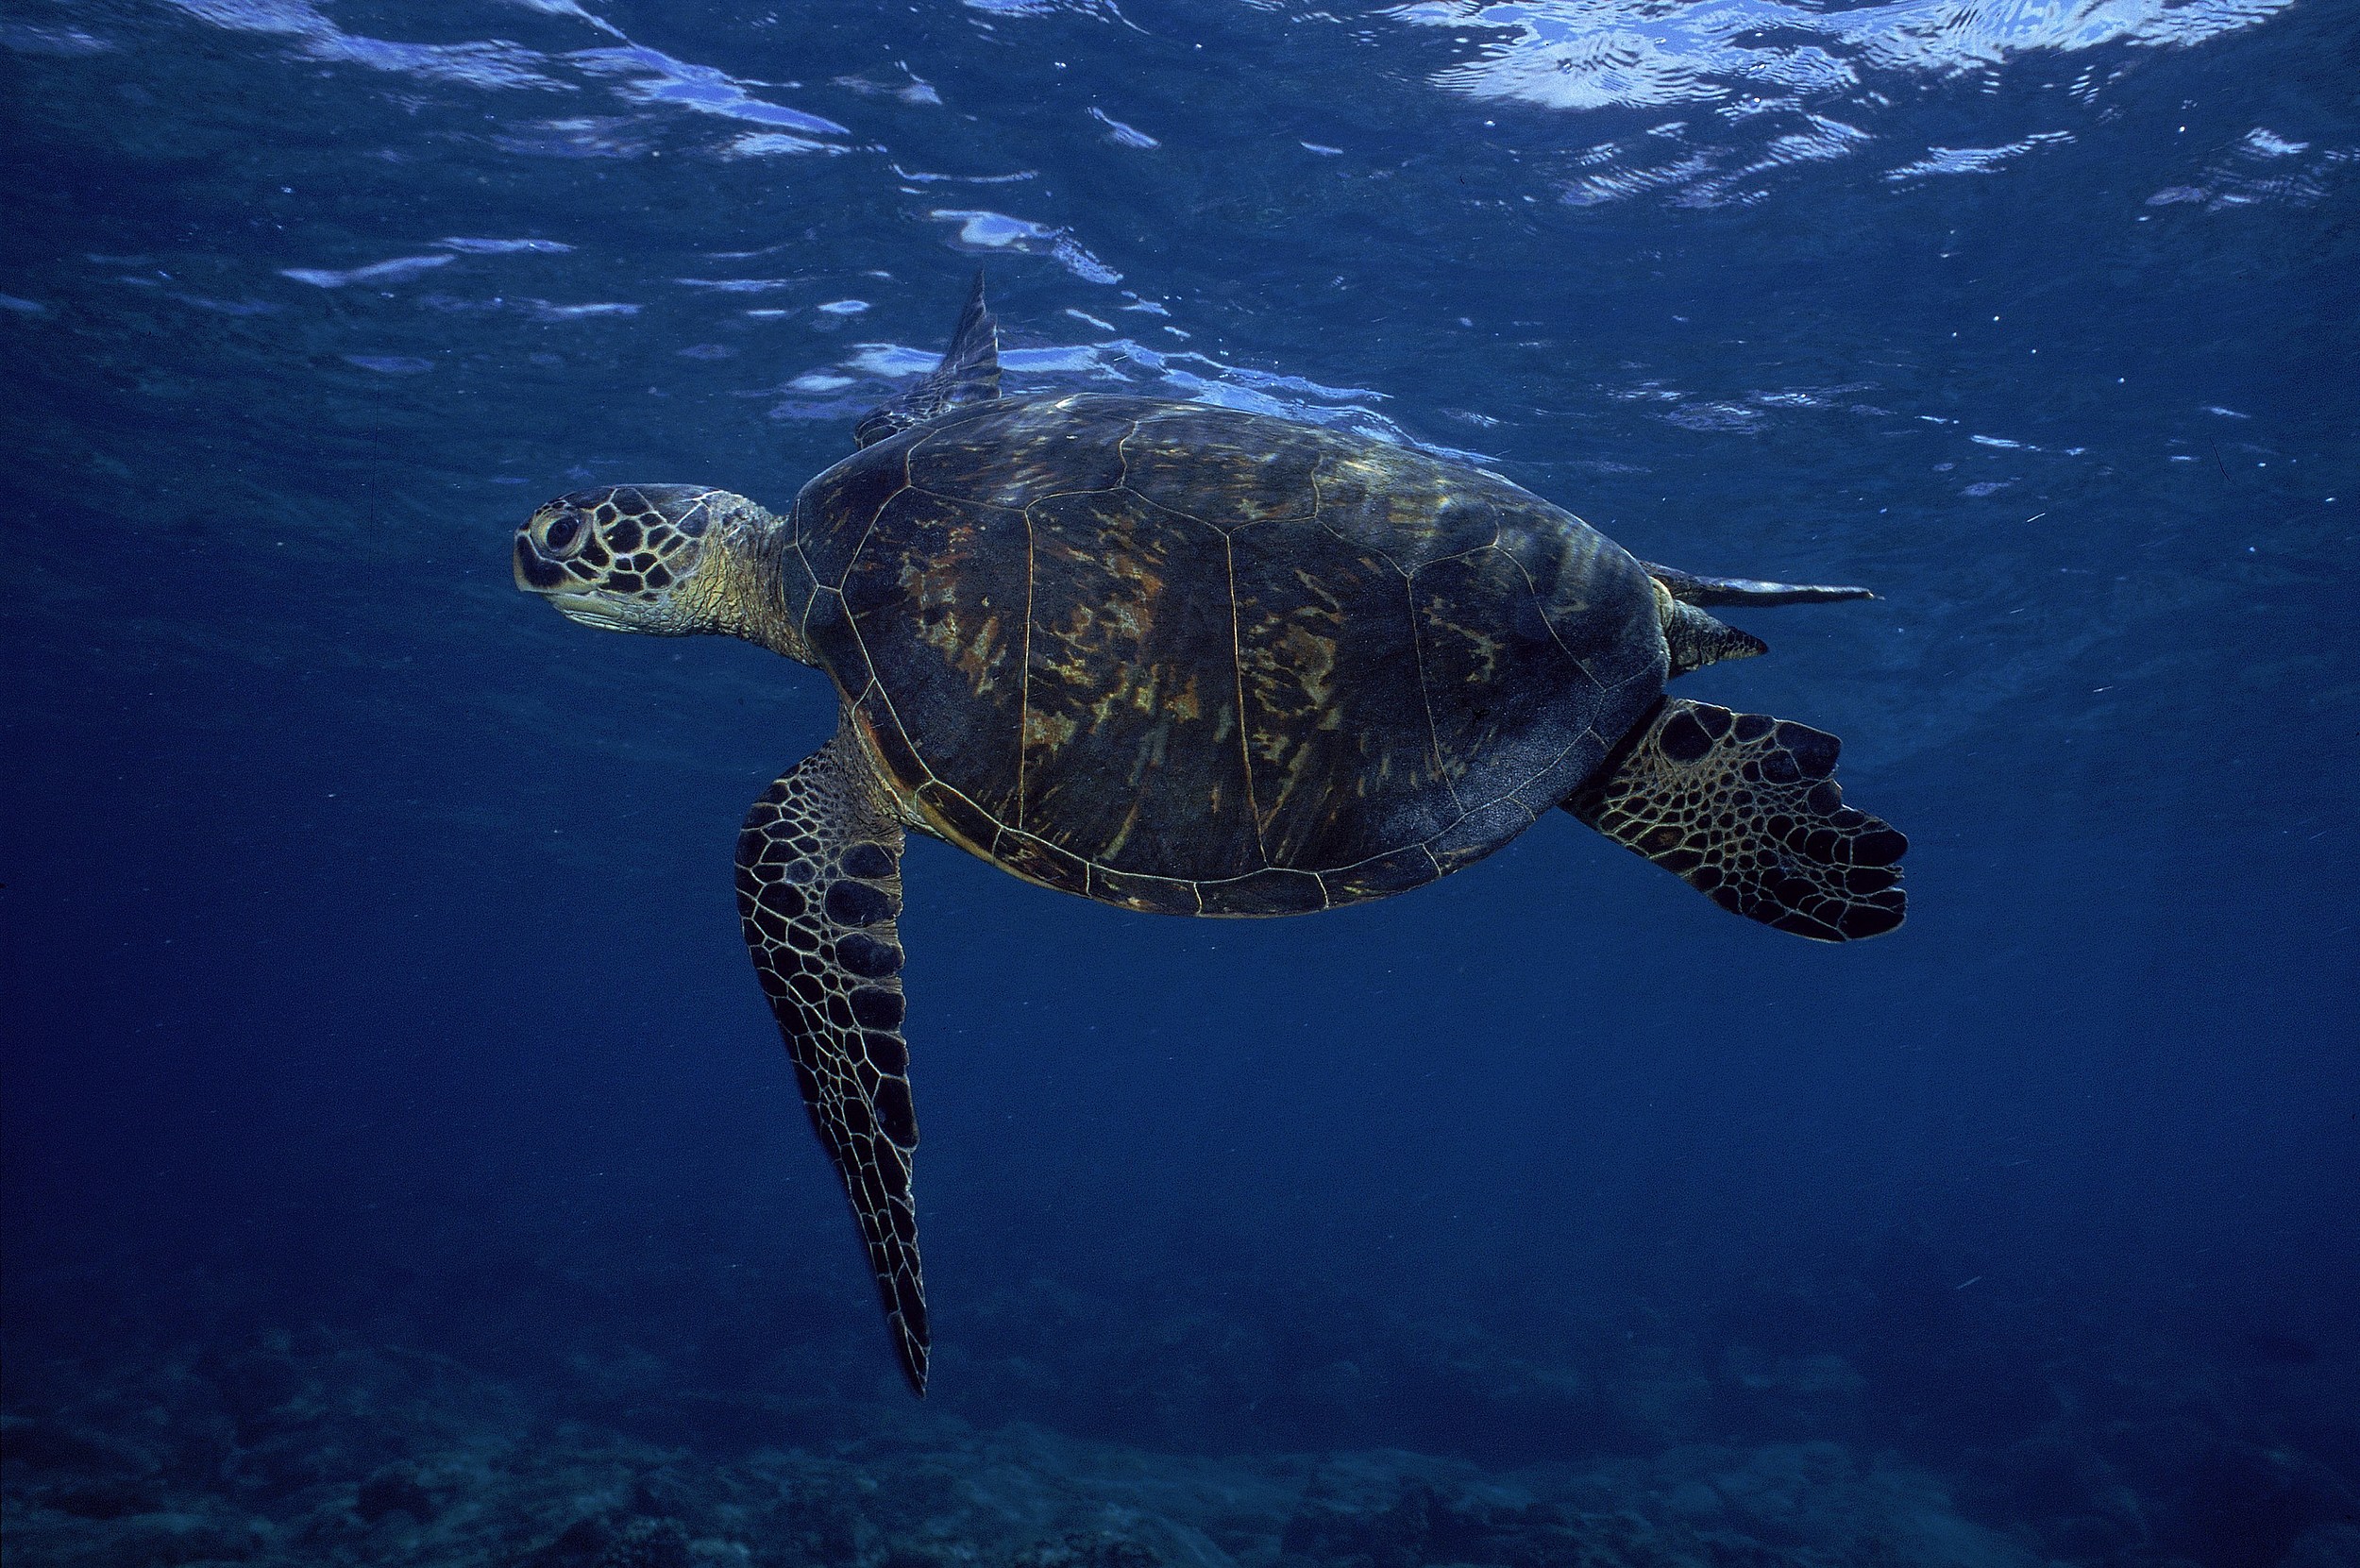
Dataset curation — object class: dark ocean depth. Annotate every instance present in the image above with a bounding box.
[5,1,2357,1565]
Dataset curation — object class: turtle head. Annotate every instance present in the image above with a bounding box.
[517,484,814,666]
[514,484,739,634]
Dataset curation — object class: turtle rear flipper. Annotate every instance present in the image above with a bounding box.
[1566,698,1906,942]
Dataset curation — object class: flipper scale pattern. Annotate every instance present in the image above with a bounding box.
[734,731,928,1391]
[1568,698,1907,942]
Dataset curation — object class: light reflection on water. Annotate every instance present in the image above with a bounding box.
[1388,0,2308,206]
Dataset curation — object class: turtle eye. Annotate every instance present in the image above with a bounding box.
[544,514,582,553]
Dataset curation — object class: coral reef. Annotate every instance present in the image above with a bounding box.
[0,1327,2061,1568]
[7,1317,2354,1567]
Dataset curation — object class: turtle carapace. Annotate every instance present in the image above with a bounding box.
[514,275,1907,1394]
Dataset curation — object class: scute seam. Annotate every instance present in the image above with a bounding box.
[826,393,1656,908]
[834,438,919,593]
[1490,542,1604,688]
[1015,476,1038,830]
[1220,529,1269,868]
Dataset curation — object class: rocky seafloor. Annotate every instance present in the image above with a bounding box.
[7,1320,2358,1568]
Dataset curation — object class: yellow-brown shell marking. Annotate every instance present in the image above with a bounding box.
[792,394,1666,916]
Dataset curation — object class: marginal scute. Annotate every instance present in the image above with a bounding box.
[1086,864,1204,916]
[805,593,874,699]
[989,826,1093,895]
[1424,796,1541,875]
[854,688,931,796]
[1318,844,1440,905]
[915,780,999,856]
[1197,865,1327,917]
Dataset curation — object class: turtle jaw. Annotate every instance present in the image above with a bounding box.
[543,590,641,632]
[510,536,651,632]
[522,579,701,635]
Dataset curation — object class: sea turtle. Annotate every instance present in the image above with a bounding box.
[514,277,1906,1394]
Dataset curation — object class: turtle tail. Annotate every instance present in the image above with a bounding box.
[1565,698,1907,942]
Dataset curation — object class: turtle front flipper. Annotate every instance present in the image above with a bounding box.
[1566,698,1907,942]
[735,729,928,1393]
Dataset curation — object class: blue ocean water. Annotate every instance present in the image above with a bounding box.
[5,0,2356,1562]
